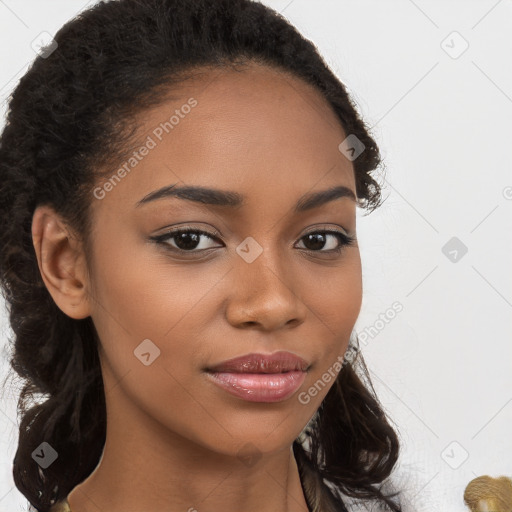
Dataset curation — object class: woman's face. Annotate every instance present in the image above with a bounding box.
[84,62,362,458]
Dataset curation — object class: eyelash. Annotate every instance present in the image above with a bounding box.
[150,226,356,256]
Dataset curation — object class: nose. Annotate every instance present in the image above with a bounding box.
[224,244,308,332]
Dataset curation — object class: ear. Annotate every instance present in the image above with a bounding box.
[31,205,92,320]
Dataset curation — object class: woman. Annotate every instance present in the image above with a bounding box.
[0,0,403,511]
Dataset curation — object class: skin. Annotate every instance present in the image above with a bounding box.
[31,62,362,512]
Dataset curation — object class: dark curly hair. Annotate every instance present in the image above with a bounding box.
[0,1,402,511]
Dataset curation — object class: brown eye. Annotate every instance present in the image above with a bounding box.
[295,230,356,254]
[152,228,222,252]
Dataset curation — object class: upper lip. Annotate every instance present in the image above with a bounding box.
[206,351,310,374]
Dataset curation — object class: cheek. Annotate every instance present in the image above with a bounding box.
[87,239,229,409]
[88,237,220,343]
[87,244,226,445]
[301,252,362,334]
[298,255,362,404]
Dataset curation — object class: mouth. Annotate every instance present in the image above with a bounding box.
[204,351,310,403]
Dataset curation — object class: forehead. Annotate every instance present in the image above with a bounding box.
[94,62,355,217]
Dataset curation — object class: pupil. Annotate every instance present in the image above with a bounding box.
[176,232,200,250]
[305,233,326,250]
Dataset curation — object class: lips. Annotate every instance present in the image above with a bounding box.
[204,351,310,403]
[206,351,310,374]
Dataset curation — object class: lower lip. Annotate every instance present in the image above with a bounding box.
[205,370,307,402]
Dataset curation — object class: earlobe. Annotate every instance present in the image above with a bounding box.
[31,205,91,320]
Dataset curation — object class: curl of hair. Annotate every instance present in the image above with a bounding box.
[294,345,402,512]
[0,1,398,511]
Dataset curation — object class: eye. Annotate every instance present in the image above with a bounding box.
[151,227,222,252]
[295,230,356,254]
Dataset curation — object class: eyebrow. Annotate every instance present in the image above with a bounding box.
[135,183,356,212]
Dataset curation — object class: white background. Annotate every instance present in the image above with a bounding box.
[0,1,511,511]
